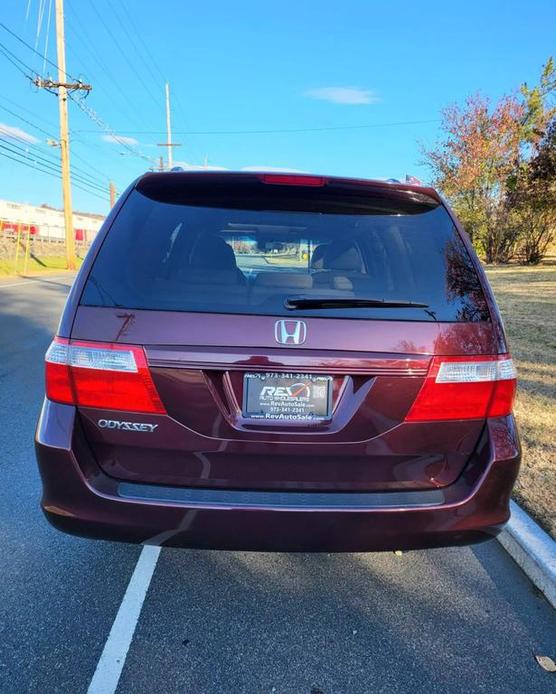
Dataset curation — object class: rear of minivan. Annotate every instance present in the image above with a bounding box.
[35,172,520,551]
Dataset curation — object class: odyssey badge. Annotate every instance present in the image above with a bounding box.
[97,419,159,432]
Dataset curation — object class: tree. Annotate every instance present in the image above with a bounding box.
[423,57,555,264]
[519,57,556,146]
[423,93,524,263]
[510,118,556,264]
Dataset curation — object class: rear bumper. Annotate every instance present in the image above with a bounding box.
[35,400,521,552]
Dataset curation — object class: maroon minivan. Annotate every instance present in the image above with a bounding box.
[35,171,520,551]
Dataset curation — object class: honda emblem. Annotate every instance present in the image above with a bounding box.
[274,319,307,345]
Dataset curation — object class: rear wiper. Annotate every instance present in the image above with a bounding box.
[285,295,429,310]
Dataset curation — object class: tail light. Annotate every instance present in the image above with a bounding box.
[405,355,516,422]
[259,173,328,187]
[45,337,166,414]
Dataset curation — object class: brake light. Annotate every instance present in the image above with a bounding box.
[405,355,516,422]
[260,173,327,187]
[45,338,166,414]
[44,338,73,404]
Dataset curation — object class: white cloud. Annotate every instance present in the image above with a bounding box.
[0,123,39,143]
[101,134,139,145]
[173,160,228,171]
[240,166,307,173]
[172,163,308,174]
[305,87,380,105]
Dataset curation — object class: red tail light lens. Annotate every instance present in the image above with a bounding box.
[405,355,517,422]
[44,338,73,404]
[259,173,328,187]
[45,338,166,414]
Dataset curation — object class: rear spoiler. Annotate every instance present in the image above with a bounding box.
[135,171,441,212]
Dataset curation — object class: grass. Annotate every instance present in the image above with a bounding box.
[485,262,556,538]
[0,255,83,277]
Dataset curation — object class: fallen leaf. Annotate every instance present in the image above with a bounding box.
[535,655,556,672]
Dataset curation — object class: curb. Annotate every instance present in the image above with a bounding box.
[497,500,556,610]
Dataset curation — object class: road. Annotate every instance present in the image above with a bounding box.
[0,273,554,694]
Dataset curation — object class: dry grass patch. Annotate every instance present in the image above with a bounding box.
[485,264,556,537]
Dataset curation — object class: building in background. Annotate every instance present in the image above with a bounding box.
[0,199,104,243]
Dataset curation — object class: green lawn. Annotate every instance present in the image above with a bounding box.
[0,255,83,276]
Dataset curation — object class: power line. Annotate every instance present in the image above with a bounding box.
[0,93,58,132]
[0,37,137,184]
[0,146,107,199]
[119,1,166,84]
[95,0,204,163]
[71,118,440,136]
[0,36,93,192]
[106,0,195,157]
[34,0,47,51]
[63,7,148,131]
[0,95,111,186]
[0,148,109,201]
[0,20,78,81]
[0,40,35,78]
[107,0,200,161]
[108,0,160,86]
[0,101,53,138]
[68,91,156,165]
[0,9,109,257]
[0,137,108,194]
[41,0,54,74]
[115,2,202,162]
[86,0,161,112]
[0,124,107,190]
[0,96,110,181]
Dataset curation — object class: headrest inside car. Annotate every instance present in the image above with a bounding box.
[190,234,238,270]
[322,241,365,272]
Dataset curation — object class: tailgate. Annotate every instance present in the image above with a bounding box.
[73,308,494,492]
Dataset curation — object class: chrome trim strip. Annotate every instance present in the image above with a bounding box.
[118,482,445,509]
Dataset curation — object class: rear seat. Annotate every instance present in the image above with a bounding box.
[250,272,313,305]
[312,240,372,293]
[144,234,250,307]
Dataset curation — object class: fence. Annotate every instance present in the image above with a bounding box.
[0,231,93,274]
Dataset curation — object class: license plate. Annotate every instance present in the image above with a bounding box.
[243,372,332,421]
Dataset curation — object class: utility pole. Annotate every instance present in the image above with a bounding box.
[157,82,181,170]
[165,83,173,169]
[35,0,91,270]
[109,181,117,208]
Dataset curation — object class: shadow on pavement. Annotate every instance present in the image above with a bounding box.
[117,544,556,694]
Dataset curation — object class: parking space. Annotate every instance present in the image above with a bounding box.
[114,546,555,694]
[0,275,555,694]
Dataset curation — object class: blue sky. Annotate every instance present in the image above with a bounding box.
[0,0,555,214]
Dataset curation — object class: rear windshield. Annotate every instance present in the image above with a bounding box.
[81,180,490,322]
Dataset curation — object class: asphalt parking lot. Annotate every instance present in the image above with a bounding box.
[1,273,555,694]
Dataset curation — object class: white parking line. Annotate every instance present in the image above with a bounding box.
[87,545,161,694]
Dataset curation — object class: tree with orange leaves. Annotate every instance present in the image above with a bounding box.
[424,58,555,264]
